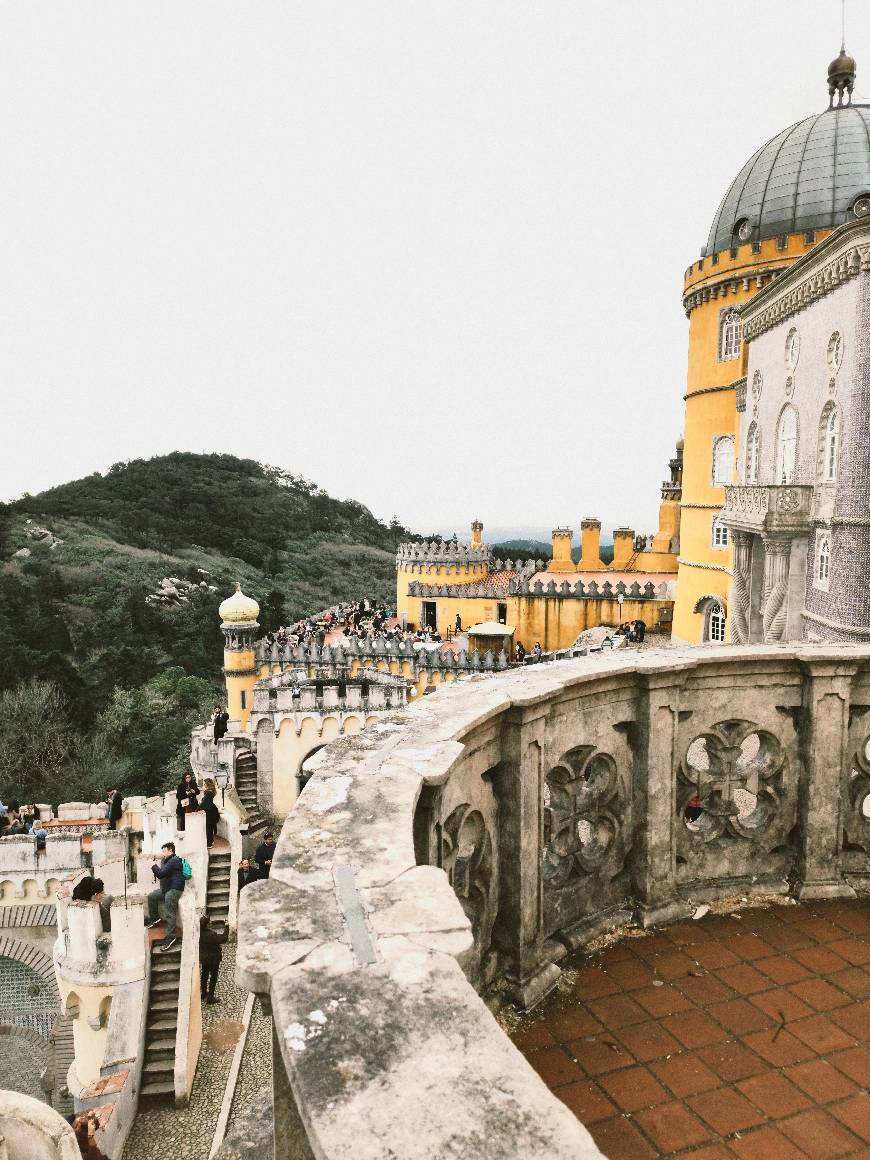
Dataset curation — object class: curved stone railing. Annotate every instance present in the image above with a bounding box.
[237,644,870,1158]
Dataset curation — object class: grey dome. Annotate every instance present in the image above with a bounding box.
[706,105,870,256]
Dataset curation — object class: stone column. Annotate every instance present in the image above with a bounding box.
[762,535,792,642]
[796,658,858,899]
[491,710,560,1009]
[729,531,753,644]
[633,669,694,927]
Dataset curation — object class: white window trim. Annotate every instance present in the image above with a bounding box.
[745,422,760,484]
[814,533,831,592]
[706,600,727,643]
[712,434,735,487]
[711,517,729,550]
[719,309,741,362]
[775,405,799,486]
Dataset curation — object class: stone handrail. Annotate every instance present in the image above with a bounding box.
[237,644,870,1158]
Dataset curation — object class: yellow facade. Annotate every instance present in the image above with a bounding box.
[672,232,830,643]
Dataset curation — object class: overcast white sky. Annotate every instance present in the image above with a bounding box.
[3,1,868,534]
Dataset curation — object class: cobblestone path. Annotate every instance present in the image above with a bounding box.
[510,899,870,1159]
[124,936,271,1160]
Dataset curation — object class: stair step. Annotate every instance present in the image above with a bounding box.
[152,958,182,974]
[150,945,182,960]
[145,1036,176,1056]
[140,1080,175,1098]
[207,888,230,899]
[143,1060,175,1077]
[151,981,180,997]
[149,998,178,1014]
[147,1017,178,1034]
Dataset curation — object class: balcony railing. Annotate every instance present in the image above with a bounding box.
[722,483,814,533]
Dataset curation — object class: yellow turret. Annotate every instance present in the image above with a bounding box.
[220,583,259,728]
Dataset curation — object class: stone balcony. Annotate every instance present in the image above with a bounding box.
[722,484,814,535]
[236,645,870,1159]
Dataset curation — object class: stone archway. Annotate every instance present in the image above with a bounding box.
[0,938,63,1105]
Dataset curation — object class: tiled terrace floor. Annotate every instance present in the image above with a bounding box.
[511,900,869,1158]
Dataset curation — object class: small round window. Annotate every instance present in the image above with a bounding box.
[852,195,870,219]
[734,218,752,242]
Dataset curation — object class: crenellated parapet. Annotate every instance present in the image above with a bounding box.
[396,540,493,572]
[255,635,510,682]
[408,577,676,600]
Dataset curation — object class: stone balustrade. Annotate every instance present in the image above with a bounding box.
[237,644,870,1159]
[722,483,814,534]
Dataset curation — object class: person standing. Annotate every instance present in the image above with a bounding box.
[176,772,200,832]
[237,857,257,891]
[199,914,227,1004]
[201,777,221,849]
[144,842,185,952]
[92,879,113,933]
[106,789,123,831]
[255,833,276,878]
[213,706,229,742]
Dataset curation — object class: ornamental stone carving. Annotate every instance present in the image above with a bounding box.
[542,747,626,888]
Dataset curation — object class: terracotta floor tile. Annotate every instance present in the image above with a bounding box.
[687,1086,766,1135]
[571,965,621,999]
[707,996,774,1035]
[788,1013,857,1054]
[827,966,870,1000]
[634,1100,712,1153]
[526,1045,583,1088]
[602,957,657,991]
[589,1115,657,1160]
[828,908,870,936]
[729,1125,810,1159]
[554,1078,617,1124]
[650,1052,722,1098]
[697,1039,769,1082]
[545,1006,603,1043]
[750,987,815,1023]
[634,982,695,1018]
[784,1058,860,1103]
[712,961,772,995]
[829,1046,870,1088]
[616,1021,683,1062]
[799,916,846,944]
[510,1022,555,1051]
[788,977,851,1012]
[793,945,850,975]
[586,993,648,1029]
[828,1001,870,1042]
[663,1009,730,1049]
[599,1064,670,1113]
[779,1107,864,1158]
[829,1092,870,1143]
[664,921,715,947]
[691,941,742,970]
[757,924,815,952]
[597,940,636,963]
[744,1027,816,1068]
[655,950,700,979]
[736,1071,814,1118]
[728,932,776,960]
[826,937,870,966]
[565,1034,635,1077]
[756,954,813,985]
[677,973,736,1006]
[675,1145,734,1160]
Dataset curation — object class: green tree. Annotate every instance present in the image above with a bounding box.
[0,679,73,802]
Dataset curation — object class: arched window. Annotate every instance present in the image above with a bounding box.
[711,517,729,549]
[720,309,741,361]
[707,601,727,643]
[712,435,734,486]
[745,421,760,483]
[775,406,798,484]
[816,534,831,588]
[820,405,838,482]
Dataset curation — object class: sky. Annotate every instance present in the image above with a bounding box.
[3,1,868,535]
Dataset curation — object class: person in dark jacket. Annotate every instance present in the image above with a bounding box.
[72,875,97,902]
[199,914,228,1004]
[255,833,276,878]
[213,706,230,742]
[176,772,200,832]
[144,842,185,952]
[201,777,221,848]
[92,878,113,933]
[106,789,123,831]
[237,858,257,892]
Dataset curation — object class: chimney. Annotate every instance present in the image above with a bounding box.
[578,517,606,572]
[471,520,483,549]
[612,527,635,569]
[547,527,575,572]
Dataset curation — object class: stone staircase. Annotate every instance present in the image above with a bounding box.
[206,848,232,933]
[234,750,263,829]
[140,940,181,1099]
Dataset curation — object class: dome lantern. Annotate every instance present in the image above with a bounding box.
[218,583,260,626]
[828,46,856,108]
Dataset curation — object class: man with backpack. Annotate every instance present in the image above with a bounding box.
[144,841,187,953]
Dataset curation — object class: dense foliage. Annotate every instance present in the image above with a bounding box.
[0,453,410,802]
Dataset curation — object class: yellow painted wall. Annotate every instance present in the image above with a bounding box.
[224,646,257,729]
[672,230,829,643]
[396,560,489,626]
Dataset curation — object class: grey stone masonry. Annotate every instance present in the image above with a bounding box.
[236,644,870,1159]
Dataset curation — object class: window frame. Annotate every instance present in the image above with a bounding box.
[815,533,831,592]
[745,421,760,484]
[712,434,735,487]
[820,404,838,483]
[719,309,741,362]
[711,517,729,550]
[775,405,799,485]
[706,601,727,643]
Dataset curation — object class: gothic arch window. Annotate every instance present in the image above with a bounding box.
[815,533,831,591]
[775,405,798,484]
[719,309,741,361]
[711,517,729,549]
[706,600,727,643]
[712,435,734,486]
[818,403,839,483]
[745,421,760,483]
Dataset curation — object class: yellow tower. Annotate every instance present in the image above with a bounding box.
[671,48,865,642]
[219,583,260,728]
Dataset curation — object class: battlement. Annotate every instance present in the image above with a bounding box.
[396,540,493,568]
[407,577,675,600]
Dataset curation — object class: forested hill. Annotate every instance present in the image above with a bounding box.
[0,453,410,803]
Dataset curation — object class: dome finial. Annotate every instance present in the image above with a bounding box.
[828,2,856,109]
